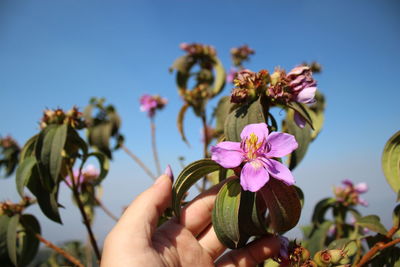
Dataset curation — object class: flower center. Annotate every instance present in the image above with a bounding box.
[245,133,263,160]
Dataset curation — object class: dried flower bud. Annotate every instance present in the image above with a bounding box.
[301,260,318,267]
[180,42,216,57]
[230,45,255,67]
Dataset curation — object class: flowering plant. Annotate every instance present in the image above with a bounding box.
[0,43,399,267]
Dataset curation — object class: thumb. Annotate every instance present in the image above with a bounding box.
[116,165,174,240]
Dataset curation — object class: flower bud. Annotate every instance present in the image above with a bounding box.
[301,259,318,267]
[313,250,331,266]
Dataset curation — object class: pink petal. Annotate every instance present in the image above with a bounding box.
[342,179,354,187]
[263,159,295,185]
[355,182,368,193]
[296,86,316,104]
[240,160,269,192]
[294,111,306,128]
[240,123,269,141]
[210,141,244,168]
[264,132,298,157]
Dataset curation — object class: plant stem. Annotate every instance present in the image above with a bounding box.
[96,197,118,222]
[151,118,161,176]
[356,223,400,266]
[121,144,157,180]
[200,113,209,192]
[34,232,84,267]
[68,167,101,262]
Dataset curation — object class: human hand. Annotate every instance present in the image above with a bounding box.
[101,167,281,266]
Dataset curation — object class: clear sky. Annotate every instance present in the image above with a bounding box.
[0,0,399,245]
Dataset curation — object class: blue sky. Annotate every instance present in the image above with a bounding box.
[0,1,399,244]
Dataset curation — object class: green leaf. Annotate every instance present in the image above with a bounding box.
[0,215,11,257]
[259,179,301,233]
[214,96,233,135]
[306,221,333,255]
[311,198,336,225]
[356,215,388,235]
[35,125,57,190]
[15,156,36,197]
[27,166,62,223]
[18,214,41,266]
[7,214,19,266]
[393,204,400,228]
[212,178,249,248]
[210,57,226,97]
[87,152,109,185]
[19,135,38,161]
[382,130,400,194]
[169,55,191,73]
[309,91,326,140]
[286,102,314,129]
[284,109,312,170]
[172,159,222,217]
[240,191,267,236]
[328,238,358,257]
[88,122,113,159]
[49,124,68,183]
[177,103,190,145]
[224,97,266,142]
[294,185,305,208]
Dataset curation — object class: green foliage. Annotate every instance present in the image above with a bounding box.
[382,130,400,194]
[0,136,20,178]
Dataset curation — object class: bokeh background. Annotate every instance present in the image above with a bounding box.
[1,0,399,247]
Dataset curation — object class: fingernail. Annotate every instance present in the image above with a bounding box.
[164,165,174,182]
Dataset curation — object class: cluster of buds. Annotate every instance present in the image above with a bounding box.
[180,42,216,57]
[313,249,350,266]
[40,107,86,130]
[181,84,211,110]
[333,179,368,207]
[0,196,33,216]
[0,136,19,150]
[65,164,100,190]
[230,45,255,67]
[268,65,317,105]
[231,69,270,103]
[139,94,168,118]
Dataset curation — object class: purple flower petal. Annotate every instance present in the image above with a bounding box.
[265,132,298,157]
[263,159,295,186]
[240,123,269,141]
[355,182,368,193]
[240,160,269,192]
[296,86,316,104]
[342,179,354,187]
[294,111,306,128]
[210,141,244,168]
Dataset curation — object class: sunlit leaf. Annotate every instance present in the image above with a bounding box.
[0,215,11,258]
[356,215,388,235]
[224,97,265,142]
[172,159,221,217]
[49,124,68,183]
[211,56,226,97]
[284,109,312,170]
[18,214,41,266]
[15,156,36,197]
[212,178,249,248]
[382,130,400,194]
[214,96,234,135]
[306,221,333,255]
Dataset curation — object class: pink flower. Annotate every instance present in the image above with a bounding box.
[210,123,298,192]
[226,68,238,83]
[334,179,368,207]
[139,94,167,117]
[65,164,100,189]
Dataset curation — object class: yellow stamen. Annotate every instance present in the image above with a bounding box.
[246,133,263,160]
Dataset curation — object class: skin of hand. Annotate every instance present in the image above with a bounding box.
[101,169,281,267]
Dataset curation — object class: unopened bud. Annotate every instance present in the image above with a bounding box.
[301,259,318,267]
[327,249,347,264]
[313,250,331,266]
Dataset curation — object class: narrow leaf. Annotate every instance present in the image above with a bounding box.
[382,131,400,194]
[211,57,226,97]
[212,178,248,248]
[214,96,233,135]
[177,103,190,145]
[311,197,336,225]
[19,214,41,266]
[172,159,221,217]
[15,156,36,197]
[7,214,19,266]
[0,215,11,256]
[50,124,68,183]
[19,135,38,161]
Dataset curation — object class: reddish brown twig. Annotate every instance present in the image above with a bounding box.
[121,144,157,180]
